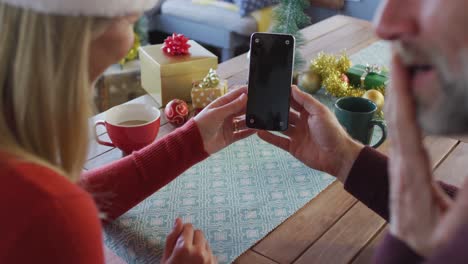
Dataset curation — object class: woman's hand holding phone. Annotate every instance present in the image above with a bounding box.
[258,86,364,182]
[194,86,255,155]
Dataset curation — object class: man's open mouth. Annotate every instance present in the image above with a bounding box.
[405,63,438,96]
[408,64,434,77]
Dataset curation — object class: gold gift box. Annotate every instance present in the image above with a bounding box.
[191,80,228,109]
[139,40,218,106]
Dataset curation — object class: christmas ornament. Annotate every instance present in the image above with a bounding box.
[120,17,148,65]
[309,52,368,98]
[299,71,322,94]
[341,73,349,84]
[363,89,385,112]
[120,33,140,65]
[165,99,189,126]
[347,64,389,90]
[162,33,191,56]
[191,68,228,109]
[198,68,220,89]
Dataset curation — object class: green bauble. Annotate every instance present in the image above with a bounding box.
[299,72,322,94]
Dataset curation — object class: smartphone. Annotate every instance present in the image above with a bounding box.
[246,32,295,131]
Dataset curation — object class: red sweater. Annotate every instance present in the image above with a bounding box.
[0,120,208,263]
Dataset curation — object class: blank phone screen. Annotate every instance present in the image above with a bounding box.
[246,33,294,131]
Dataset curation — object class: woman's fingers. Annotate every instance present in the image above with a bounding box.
[178,223,195,246]
[163,218,184,261]
[209,86,248,108]
[193,229,206,248]
[257,131,290,152]
[214,93,247,118]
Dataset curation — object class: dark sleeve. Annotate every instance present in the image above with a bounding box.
[344,146,391,220]
[374,226,468,264]
[344,146,459,221]
[373,233,424,264]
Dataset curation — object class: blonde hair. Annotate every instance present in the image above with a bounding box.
[0,3,108,181]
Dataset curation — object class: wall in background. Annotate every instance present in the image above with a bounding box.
[307,0,382,23]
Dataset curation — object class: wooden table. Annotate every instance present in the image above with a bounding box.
[87,15,466,264]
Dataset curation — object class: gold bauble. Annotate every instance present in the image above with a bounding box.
[363,89,385,112]
[299,72,322,94]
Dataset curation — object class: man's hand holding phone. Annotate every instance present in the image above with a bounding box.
[258,86,364,182]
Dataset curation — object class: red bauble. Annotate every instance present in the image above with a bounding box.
[162,33,191,56]
[341,73,350,84]
[165,99,189,126]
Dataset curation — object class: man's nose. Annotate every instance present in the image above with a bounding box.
[373,0,419,41]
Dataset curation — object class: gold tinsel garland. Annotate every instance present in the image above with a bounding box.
[310,52,386,98]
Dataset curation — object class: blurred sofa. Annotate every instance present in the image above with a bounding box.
[146,0,258,62]
[145,0,349,62]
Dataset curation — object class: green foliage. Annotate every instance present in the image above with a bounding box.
[271,0,311,70]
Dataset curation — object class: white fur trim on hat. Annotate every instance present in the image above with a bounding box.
[0,0,160,17]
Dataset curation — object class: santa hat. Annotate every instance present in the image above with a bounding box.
[0,0,160,17]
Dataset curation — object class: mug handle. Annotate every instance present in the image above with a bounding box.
[370,119,387,149]
[94,120,115,147]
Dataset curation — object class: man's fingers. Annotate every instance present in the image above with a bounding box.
[387,54,436,241]
[387,54,425,153]
[290,86,305,113]
[432,183,454,212]
[163,218,184,260]
[210,86,247,108]
[281,126,295,138]
[291,85,328,116]
[291,85,308,113]
[289,111,300,126]
[387,54,432,183]
[257,131,290,152]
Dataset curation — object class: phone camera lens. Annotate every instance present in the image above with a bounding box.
[285,40,290,45]
[255,38,260,44]
[249,118,255,124]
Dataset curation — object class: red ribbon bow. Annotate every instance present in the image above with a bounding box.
[162,33,191,56]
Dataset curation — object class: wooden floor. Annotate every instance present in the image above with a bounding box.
[87,15,467,264]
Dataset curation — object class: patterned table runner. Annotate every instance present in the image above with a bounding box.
[104,41,391,264]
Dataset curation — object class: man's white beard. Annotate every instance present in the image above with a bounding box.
[418,51,468,135]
